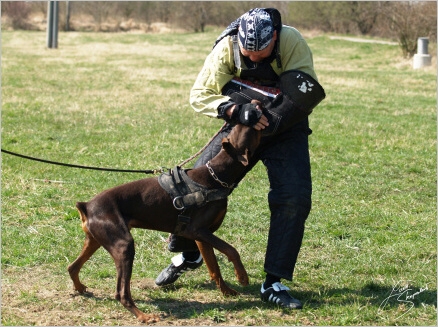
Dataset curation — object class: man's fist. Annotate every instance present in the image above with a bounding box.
[231,103,263,126]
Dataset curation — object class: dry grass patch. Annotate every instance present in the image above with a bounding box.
[2,265,297,326]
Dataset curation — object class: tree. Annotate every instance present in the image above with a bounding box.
[350,1,379,35]
[2,1,32,30]
[79,1,115,31]
[287,2,353,33]
[379,1,437,58]
[175,2,208,32]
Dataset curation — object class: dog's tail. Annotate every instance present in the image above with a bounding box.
[76,202,89,233]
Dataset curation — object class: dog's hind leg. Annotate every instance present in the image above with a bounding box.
[68,232,101,293]
[68,202,102,293]
[95,224,160,323]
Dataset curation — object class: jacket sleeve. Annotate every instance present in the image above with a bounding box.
[190,37,236,118]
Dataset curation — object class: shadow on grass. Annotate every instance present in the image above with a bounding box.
[299,281,436,309]
[140,281,437,320]
[72,280,436,321]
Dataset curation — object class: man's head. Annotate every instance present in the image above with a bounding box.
[238,8,277,62]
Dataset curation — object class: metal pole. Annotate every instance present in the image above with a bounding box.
[46,1,54,48]
[65,1,71,32]
[52,1,59,48]
[46,1,59,48]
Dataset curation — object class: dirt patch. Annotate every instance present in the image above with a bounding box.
[1,265,285,326]
[2,266,196,325]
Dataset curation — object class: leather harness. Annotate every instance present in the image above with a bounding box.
[158,166,231,235]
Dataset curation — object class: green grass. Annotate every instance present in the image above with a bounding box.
[1,30,436,326]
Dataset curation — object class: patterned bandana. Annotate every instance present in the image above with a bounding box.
[238,8,274,52]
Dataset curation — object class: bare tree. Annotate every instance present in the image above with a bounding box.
[288,2,350,32]
[2,1,32,30]
[350,1,379,35]
[117,1,136,20]
[179,2,208,32]
[79,1,115,31]
[29,1,47,16]
[155,1,172,23]
[379,1,437,57]
[2,0,436,57]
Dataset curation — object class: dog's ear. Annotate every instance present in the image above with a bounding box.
[222,137,232,152]
[237,149,250,166]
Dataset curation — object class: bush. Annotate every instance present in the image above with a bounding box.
[1,1,32,30]
[1,1,436,58]
[379,1,437,57]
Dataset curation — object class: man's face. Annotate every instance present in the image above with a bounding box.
[239,30,277,63]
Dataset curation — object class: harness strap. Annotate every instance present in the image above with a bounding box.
[158,166,230,211]
[173,165,184,185]
[173,188,229,211]
[232,35,241,72]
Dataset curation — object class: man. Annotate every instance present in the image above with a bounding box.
[155,8,325,309]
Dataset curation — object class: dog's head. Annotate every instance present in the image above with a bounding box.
[221,124,261,166]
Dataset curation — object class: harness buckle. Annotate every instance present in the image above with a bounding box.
[172,196,185,210]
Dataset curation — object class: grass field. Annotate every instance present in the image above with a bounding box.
[1,29,436,326]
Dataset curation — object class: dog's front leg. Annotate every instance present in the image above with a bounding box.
[195,240,238,296]
[199,232,248,286]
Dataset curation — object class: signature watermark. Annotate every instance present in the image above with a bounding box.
[378,280,430,319]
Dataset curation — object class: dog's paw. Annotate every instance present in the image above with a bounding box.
[221,286,239,297]
[74,283,88,294]
[235,269,249,286]
[137,313,160,324]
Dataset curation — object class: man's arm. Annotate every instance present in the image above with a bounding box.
[262,70,325,136]
[189,38,236,118]
[260,27,325,135]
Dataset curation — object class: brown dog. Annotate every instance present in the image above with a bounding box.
[67,123,261,323]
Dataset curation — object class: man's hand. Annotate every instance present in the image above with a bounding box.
[250,100,269,131]
[226,100,269,130]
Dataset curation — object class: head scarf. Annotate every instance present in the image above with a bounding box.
[238,8,274,52]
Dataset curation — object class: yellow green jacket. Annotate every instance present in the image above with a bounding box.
[190,26,318,118]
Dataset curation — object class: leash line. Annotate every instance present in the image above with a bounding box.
[1,123,227,174]
[1,148,162,174]
[178,122,227,168]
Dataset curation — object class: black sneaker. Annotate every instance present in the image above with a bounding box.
[155,253,203,286]
[260,282,303,309]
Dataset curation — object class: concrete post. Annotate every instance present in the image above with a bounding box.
[413,37,431,69]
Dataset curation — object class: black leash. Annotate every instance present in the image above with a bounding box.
[1,123,228,175]
[1,148,165,174]
[178,122,227,167]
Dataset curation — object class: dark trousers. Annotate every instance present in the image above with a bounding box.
[189,119,312,281]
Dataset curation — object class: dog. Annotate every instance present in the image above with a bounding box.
[67,123,261,323]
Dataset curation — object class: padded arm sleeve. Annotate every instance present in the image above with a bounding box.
[262,70,325,136]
